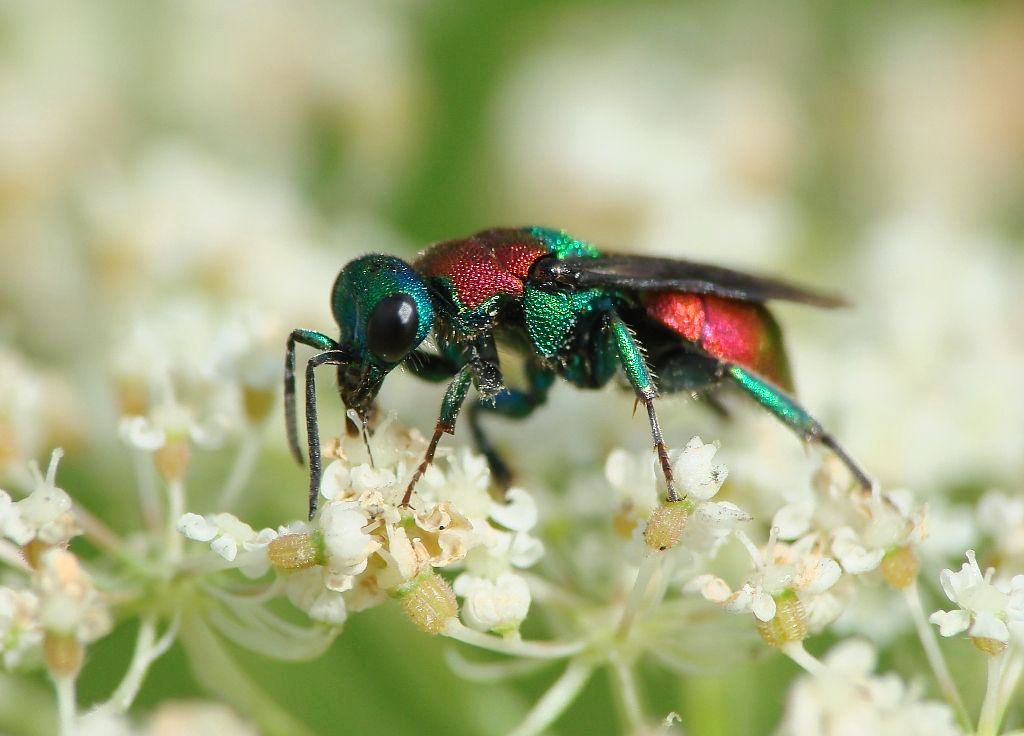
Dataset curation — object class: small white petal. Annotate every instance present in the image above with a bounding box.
[970,611,1010,643]
[687,574,732,603]
[928,609,971,637]
[673,437,728,500]
[119,415,166,450]
[508,532,545,569]
[832,527,885,574]
[210,535,239,562]
[177,513,218,542]
[772,501,814,541]
[752,592,777,622]
[803,558,842,594]
[489,488,538,532]
[0,491,33,545]
[189,416,227,449]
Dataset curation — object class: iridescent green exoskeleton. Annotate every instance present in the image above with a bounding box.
[285,227,871,519]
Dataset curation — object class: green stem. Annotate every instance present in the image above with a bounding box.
[53,676,76,736]
[610,654,646,735]
[978,653,1005,736]
[617,554,663,640]
[442,621,585,659]
[996,649,1024,726]
[903,584,972,731]
[166,478,185,566]
[217,429,262,510]
[508,660,593,736]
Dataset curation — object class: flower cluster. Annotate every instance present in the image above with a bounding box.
[179,415,544,637]
[0,451,110,678]
[930,550,1024,655]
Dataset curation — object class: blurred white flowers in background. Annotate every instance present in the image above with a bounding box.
[0,1,1022,735]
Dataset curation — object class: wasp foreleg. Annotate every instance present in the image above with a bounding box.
[284,329,339,466]
[303,349,352,520]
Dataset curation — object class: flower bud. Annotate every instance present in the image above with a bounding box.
[972,637,1007,657]
[396,572,457,634]
[756,592,807,647]
[43,631,83,678]
[153,437,190,481]
[881,546,920,590]
[643,500,692,552]
[242,386,275,424]
[268,532,325,571]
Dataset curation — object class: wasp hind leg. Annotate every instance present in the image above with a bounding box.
[609,311,681,503]
[725,364,873,491]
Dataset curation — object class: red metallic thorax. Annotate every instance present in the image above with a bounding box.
[415,229,550,309]
[642,291,793,390]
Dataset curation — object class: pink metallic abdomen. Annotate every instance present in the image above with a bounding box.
[642,291,793,391]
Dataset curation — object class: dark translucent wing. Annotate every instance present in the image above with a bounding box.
[546,255,847,307]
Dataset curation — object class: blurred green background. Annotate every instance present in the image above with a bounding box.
[1,0,1023,734]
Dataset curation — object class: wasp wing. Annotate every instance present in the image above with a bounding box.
[542,255,846,307]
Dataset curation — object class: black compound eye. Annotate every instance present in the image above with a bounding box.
[366,294,419,364]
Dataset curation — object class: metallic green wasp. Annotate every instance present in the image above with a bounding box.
[285,227,870,519]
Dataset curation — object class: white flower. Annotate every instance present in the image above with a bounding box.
[929,550,1024,644]
[831,526,886,575]
[320,501,381,588]
[688,533,842,630]
[672,437,728,500]
[282,567,348,626]
[119,397,225,451]
[35,549,111,643]
[775,465,927,576]
[176,512,275,577]
[454,572,531,635]
[605,448,659,514]
[0,490,33,546]
[682,500,752,558]
[420,447,492,519]
[0,587,43,669]
[489,488,538,532]
[606,441,747,561]
[0,449,79,547]
[779,640,961,736]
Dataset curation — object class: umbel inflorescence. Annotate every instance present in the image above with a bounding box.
[2,324,1022,736]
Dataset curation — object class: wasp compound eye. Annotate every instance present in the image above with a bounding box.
[366,293,419,364]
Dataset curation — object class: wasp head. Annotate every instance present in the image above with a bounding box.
[330,255,433,417]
